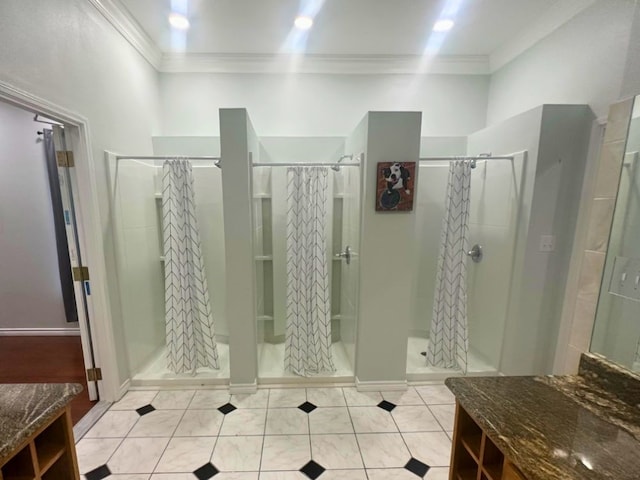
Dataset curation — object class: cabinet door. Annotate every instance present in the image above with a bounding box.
[503,461,526,480]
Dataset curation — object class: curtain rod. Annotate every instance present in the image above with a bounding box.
[419,155,514,161]
[115,155,220,161]
[252,162,360,167]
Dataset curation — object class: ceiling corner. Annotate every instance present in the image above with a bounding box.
[87,0,163,70]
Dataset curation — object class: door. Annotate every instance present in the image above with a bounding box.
[338,163,362,368]
[51,125,100,400]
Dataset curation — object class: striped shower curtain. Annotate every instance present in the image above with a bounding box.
[163,159,219,374]
[426,159,472,373]
[284,167,336,376]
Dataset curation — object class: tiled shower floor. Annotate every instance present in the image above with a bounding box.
[77,385,454,479]
[258,341,354,380]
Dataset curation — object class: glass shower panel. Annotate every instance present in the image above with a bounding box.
[408,155,524,377]
[111,158,229,385]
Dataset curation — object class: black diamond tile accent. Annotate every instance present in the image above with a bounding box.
[218,402,237,415]
[298,401,318,413]
[136,404,155,416]
[193,462,219,479]
[85,464,112,480]
[405,457,430,477]
[300,460,326,479]
[377,400,397,412]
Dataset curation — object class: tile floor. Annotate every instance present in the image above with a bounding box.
[77,385,455,480]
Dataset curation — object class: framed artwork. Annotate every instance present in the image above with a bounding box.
[376,162,416,212]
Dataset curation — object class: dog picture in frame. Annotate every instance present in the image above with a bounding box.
[376,161,416,211]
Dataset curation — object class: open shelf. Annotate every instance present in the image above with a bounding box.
[451,403,510,480]
[0,408,78,480]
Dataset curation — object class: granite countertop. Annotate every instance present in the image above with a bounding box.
[0,383,82,463]
[446,355,640,480]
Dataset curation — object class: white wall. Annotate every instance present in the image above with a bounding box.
[0,101,73,330]
[621,1,640,99]
[0,0,160,391]
[487,0,636,125]
[160,73,488,138]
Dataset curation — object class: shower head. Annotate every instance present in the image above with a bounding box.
[331,154,354,171]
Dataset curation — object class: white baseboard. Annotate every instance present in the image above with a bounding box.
[229,382,258,394]
[356,378,407,392]
[0,328,80,336]
[117,378,131,402]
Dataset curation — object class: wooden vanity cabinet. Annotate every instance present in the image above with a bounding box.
[450,402,527,480]
[0,406,79,480]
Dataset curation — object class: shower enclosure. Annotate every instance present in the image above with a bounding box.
[252,157,361,381]
[107,154,229,385]
[408,153,525,378]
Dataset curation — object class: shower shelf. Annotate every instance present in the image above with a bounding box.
[255,255,273,261]
[154,193,162,199]
[160,256,165,262]
[253,193,271,199]
[257,315,273,322]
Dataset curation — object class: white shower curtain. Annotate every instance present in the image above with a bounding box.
[163,159,219,374]
[284,167,336,376]
[426,159,472,373]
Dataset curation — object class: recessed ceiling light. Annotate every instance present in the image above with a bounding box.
[294,16,313,30]
[433,19,454,32]
[169,12,190,30]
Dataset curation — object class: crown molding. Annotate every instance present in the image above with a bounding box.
[159,53,490,75]
[489,0,598,72]
[87,0,162,69]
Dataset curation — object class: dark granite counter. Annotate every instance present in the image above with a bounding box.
[446,355,640,480]
[0,383,82,463]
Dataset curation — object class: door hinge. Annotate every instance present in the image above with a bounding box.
[72,266,90,281]
[86,367,103,382]
[56,150,75,167]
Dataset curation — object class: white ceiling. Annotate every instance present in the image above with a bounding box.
[119,0,560,56]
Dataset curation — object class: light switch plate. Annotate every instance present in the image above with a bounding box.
[539,235,555,252]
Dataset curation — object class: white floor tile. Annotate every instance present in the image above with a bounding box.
[428,404,456,431]
[219,409,267,436]
[214,474,260,480]
[154,437,216,472]
[305,388,346,407]
[111,391,158,410]
[381,388,425,406]
[342,388,383,406]
[231,390,269,409]
[261,435,311,471]
[150,475,197,480]
[265,408,309,435]
[268,388,307,407]
[392,406,442,432]
[319,470,367,479]
[189,390,231,409]
[356,433,411,468]
[76,438,122,474]
[310,434,363,469]
[128,410,183,437]
[426,467,450,479]
[212,436,263,472]
[84,411,139,438]
[173,409,224,436]
[309,407,354,434]
[415,385,455,405]
[152,390,195,410]
[108,437,170,474]
[106,475,150,479]
[349,406,398,433]
[367,469,419,479]
[402,431,452,467]
[259,472,306,479]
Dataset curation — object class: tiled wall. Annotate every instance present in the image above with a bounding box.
[563,98,635,372]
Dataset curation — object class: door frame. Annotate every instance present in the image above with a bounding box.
[0,80,121,401]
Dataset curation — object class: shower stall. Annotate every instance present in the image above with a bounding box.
[252,156,362,381]
[107,154,229,385]
[408,153,526,378]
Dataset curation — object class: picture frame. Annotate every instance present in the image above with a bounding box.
[376,161,416,212]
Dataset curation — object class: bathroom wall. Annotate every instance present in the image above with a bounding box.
[487,0,636,125]
[0,101,74,332]
[0,0,160,393]
[159,73,488,138]
[468,105,593,375]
